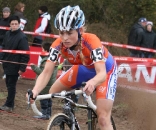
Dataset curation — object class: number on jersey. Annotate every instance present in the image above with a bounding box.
[91,48,105,62]
[48,47,59,62]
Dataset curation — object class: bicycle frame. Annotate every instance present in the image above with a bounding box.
[59,95,97,130]
[62,97,80,130]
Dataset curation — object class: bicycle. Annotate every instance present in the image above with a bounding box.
[27,83,116,130]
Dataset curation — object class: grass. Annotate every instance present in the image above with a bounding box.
[0,92,7,99]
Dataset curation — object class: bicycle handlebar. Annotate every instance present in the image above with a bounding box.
[29,90,97,116]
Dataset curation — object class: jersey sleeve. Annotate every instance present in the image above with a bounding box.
[47,38,62,63]
[83,33,102,49]
[83,33,106,63]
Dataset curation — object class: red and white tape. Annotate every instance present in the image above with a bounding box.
[1,26,156,53]
[114,56,156,63]
[0,49,155,63]
[0,49,48,55]
[0,49,156,66]
[101,42,156,53]
[0,26,59,39]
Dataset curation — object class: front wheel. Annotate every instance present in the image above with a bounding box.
[47,113,73,130]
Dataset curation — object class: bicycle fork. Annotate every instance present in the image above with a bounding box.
[87,109,92,130]
[63,102,80,130]
[87,109,97,130]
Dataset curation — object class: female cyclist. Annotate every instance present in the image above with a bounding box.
[30,5,117,130]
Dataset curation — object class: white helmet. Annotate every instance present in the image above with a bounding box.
[54,5,85,31]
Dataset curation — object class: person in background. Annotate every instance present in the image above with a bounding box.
[30,42,58,120]
[0,7,11,79]
[0,7,11,48]
[0,15,30,112]
[32,6,51,47]
[141,21,156,58]
[128,17,147,57]
[14,2,27,30]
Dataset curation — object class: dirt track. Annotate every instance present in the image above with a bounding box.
[0,78,156,130]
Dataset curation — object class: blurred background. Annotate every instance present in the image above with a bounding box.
[1,0,156,56]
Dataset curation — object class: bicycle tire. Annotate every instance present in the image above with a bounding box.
[111,116,116,130]
[47,113,73,130]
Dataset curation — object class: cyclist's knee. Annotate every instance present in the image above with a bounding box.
[98,112,111,127]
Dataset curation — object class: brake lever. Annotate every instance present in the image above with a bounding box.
[27,94,31,110]
[27,89,36,110]
[81,82,88,101]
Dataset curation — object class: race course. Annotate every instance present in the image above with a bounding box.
[0,78,156,130]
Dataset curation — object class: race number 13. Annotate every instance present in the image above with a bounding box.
[48,48,59,62]
[91,48,104,62]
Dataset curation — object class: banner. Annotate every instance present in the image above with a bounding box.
[117,61,156,89]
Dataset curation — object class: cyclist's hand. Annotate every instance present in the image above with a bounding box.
[26,89,38,104]
[83,80,95,96]
[32,90,38,99]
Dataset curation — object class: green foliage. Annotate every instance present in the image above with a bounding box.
[0,92,7,99]
[0,0,156,43]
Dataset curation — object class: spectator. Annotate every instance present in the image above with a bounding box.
[154,38,156,53]
[32,6,51,47]
[0,7,11,79]
[141,21,156,58]
[0,15,30,112]
[128,17,147,57]
[0,7,11,48]
[30,42,58,120]
[14,2,27,30]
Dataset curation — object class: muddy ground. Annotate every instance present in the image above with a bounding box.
[0,78,156,130]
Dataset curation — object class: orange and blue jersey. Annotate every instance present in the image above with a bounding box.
[48,33,117,100]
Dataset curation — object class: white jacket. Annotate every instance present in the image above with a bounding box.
[20,18,27,30]
[35,12,51,33]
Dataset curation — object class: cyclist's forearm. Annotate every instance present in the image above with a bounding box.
[91,62,107,87]
[91,72,106,87]
[33,62,55,95]
[33,72,51,94]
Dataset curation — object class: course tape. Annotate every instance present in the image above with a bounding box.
[0,26,156,53]
[114,56,156,63]
[0,26,59,39]
[0,55,156,67]
[101,42,156,53]
[0,49,156,63]
[0,49,49,55]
